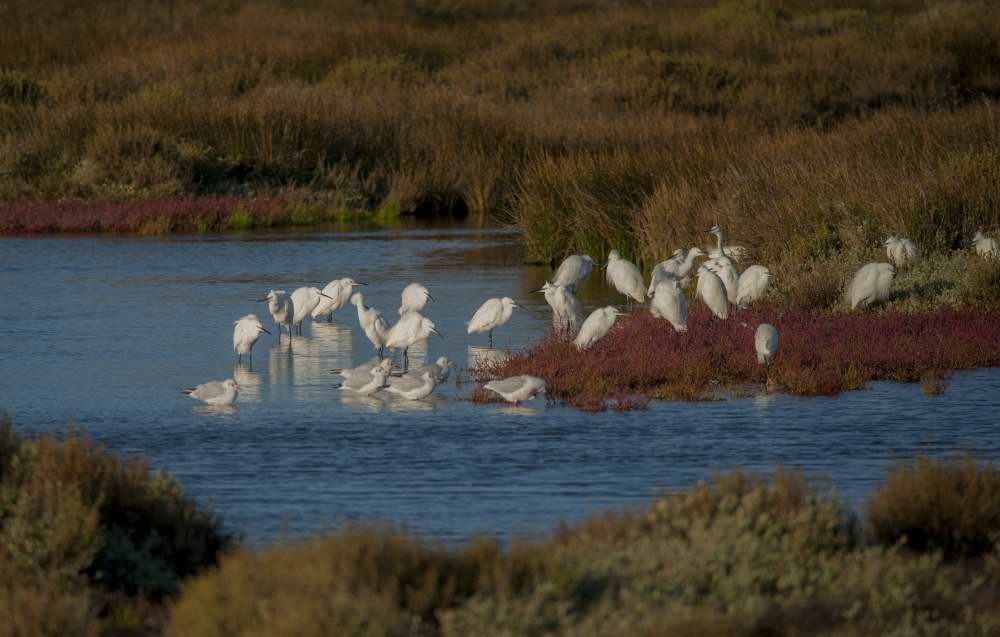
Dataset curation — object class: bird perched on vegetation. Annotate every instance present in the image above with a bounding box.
[184,379,239,407]
[467,297,519,347]
[335,366,388,396]
[259,290,292,340]
[550,254,594,290]
[847,262,896,310]
[606,250,645,307]
[399,283,433,316]
[483,375,547,405]
[972,231,998,257]
[708,260,739,305]
[884,236,917,267]
[574,306,622,350]
[386,311,443,369]
[647,247,705,295]
[536,282,584,333]
[696,265,730,320]
[350,293,387,358]
[650,278,688,332]
[736,265,772,309]
[755,323,779,367]
[385,370,437,400]
[290,287,332,334]
[707,225,748,262]
[314,278,365,322]
[233,314,270,365]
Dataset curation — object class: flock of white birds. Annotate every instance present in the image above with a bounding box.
[184,226,999,408]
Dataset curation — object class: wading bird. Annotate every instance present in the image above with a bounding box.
[331,358,394,379]
[335,366,387,396]
[736,265,772,309]
[574,306,623,350]
[233,314,270,365]
[483,375,547,405]
[972,231,999,257]
[550,254,594,290]
[184,379,239,407]
[386,311,443,370]
[755,323,779,367]
[314,278,365,322]
[847,262,896,310]
[650,278,688,333]
[536,282,583,333]
[400,356,455,383]
[259,290,292,340]
[884,236,917,267]
[467,297,518,347]
[696,265,730,320]
[386,370,437,400]
[708,225,748,262]
[606,250,645,307]
[399,283,433,316]
[290,287,333,334]
[350,292,387,358]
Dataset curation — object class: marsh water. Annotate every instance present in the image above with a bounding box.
[2,221,998,544]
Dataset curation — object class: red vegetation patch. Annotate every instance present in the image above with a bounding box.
[0,196,286,234]
[475,305,1000,410]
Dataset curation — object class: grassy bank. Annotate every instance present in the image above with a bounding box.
[2,0,999,239]
[4,420,1000,636]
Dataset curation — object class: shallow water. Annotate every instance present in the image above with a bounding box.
[1,222,998,544]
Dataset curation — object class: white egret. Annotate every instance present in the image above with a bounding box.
[736,265,772,309]
[650,278,688,333]
[183,379,239,407]
[696,264,730,320]
[335,367,387,396]
[972,231,999,257]
[331,358,394,379]
[259,290,292,340]
[483,375,547,405]
[606,250,645,307]
[386,311,443,370]
[314,278,365,322]
[233,314,270,365]
[385,370,437,400]
[536,282,584,333]
[290,287,333,334]
[574,306,622,350]
[708,260,739,304]
[707,225,748,262]
[647,247,705,295]
[350,292,387,358]
[550,254,594,290]
[755,323,779,366]
[884,236,917,267]
[467,297,519,347]
[401,356,455,383]
[399,283,434,316]
[847,262,897,310]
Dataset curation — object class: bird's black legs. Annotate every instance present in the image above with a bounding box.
[488,330,494,348]
[403,348,409,371]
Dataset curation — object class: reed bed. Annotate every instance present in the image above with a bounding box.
[476,305,1000,410]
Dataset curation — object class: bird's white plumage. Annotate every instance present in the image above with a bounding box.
[483,375,547,404]
[606,250,645,304]
[233,314,268,357]
[350,292,387,352]
[708,225,747,262]
[650,278,687,332]
[386,371,437,400]
[291,287,325,329]
[884,236,917,267]
[334,358,394,379]
[185,379,239,406]
[540,282,584,332]
[339,368,387,395]
[736,265,772,309]
[402,356,454,383]
[399,283,432,316]
[386,312,440,350]
[709,261,739,304]
[574,306,621,350]
[551,255,594,290]
[647,247,705,295]
[696,265,730,319]
[847,262,896,310]
[755,323,779,365]
[467,297,517,335]
[973,231,998,257]
[263,290,292,335]
[314,278,362,320]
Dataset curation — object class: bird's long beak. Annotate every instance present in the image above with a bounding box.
[256,297,269,302]
[512,303,521,309]
[319,292,334,299]
[426,293,435,302]
[356,282,367,286]
[530,287,545,294]
[432,328,444,339]
[260,327,272,335]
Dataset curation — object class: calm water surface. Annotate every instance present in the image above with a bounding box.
[1,222,998,544]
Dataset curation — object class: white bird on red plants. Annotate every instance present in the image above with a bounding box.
[259,290,292,340]
[350,292,387,357]
[884,236,917,267]
[184,379,239,407]
[399,282,433,316]
[550,254,594,290]
[233,314,271,365]
[708,260,739,304]
[755,323,779,366]
[972,231,998,258]
[696,264,730,320]
[847,262,896,310]
[574,306,623,350]
[736,265,772,309]
[606,250,645,307]
[467,297,519,347]
[314,278,365,322]
[386,311,444,370]
[650,278,688,333]
[291,287,333,334]
[483,375,547,405]
[707,224,748,262]
[647,247,706,295]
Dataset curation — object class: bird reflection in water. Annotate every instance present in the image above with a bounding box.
[382,395,436,414]
[193,405,239,416]
[339,392,385,413]
[290,322,354,402]
[752,392,776,410]
[494,405,543,416]
[232,363,261,403]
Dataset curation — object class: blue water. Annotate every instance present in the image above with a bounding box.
[1,224,998,544]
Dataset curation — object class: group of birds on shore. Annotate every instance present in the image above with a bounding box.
[184,226,999,408]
